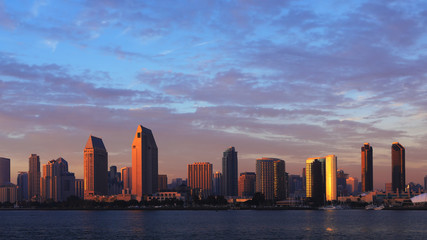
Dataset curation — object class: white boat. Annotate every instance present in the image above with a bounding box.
[365,204,375,210]
[374,205,385,210]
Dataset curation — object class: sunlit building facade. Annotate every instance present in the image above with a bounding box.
[121,167,132,194]
[346,177,358,195]
[187,162,213,198]
[0,183,18,203]
[41,158,75,202]
[132,125,158,198]
[361,143,373,192]
[28,154,40,199]
[256,158,286,201]
[391,142,405,193]
[222,147,238,196]
[238,172,256,197]
[306,155,337,203]
[84,135,108,198]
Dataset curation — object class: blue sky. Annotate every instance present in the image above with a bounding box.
[1,0,427,189]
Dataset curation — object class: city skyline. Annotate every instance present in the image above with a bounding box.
[2,1,427,189]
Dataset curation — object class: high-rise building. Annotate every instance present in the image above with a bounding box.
[222,147,238,196]
[213,172,222,196]
[256,158,286,201]
[346,177,359,195]
[288,174,304,197]
[337,169,348,196]
[17,172,29,201]
[121,167,132,194]
[306,155,337,203]
[361,143,373,192]
[40,158,75,202]
[170,178,183,190]
[132,125,158,198]
[424,175,427,193]
[0,157,10,185]
[28,154,40,199]
[187,162,213,198]
[84,135,108,197]
[108,166,123,195]
[75,179,84,199]
[158,174,168,192]
[0,183,17,203]
[391,142,405,193]
[238,172,256,197]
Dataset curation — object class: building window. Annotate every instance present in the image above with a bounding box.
[138,133,141,138]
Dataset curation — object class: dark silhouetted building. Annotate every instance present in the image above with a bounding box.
[84,135,108,198]
[0,157,10,185]
[361,143,373,192]
[158,174,168,192]
[256,158,286,201]
[424,175,427,193]
[75,179,84,199]
[238,172,256,197]
[222,147,238,196]
[132,125,158,199]
[213,171,222,196]
[17,172,28,201]
[337,169,348,196]
[289,174,304,198]
[28,154,40,199]
[108,166,123,195]
[391,142,405,193]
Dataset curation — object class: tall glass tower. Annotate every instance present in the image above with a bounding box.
[361,143,373,192]
[222,147,238,196]
[391,142,405,193]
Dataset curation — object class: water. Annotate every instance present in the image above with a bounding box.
[0,210,426,239]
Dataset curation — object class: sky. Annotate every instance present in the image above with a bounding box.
[1,0,427,190]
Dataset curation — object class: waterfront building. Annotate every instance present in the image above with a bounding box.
[121,167,132,194]
[391,142,405,192]
[222,147,238,196]
[306,155,337,203]
[28,154,40,199]
[132,125,158,199]
[40,158,75,202]
[385,183,393,194]
[84,135,108,198]
[361,143,373,192]
[158,174,168,192]
[146,192,185,202]
[0,183,18,203]
[0,157,10,185]
[337,169,348,196]
[256,158,286,201]
[75,179,84,199]
[238,172,256,197]
[288,174,304,197]
[424,175,427,193]
[213,171,222,196]
[108,166,123,195]
[346,177,359,195]
[187,162,213,198]
[17,172,28,201]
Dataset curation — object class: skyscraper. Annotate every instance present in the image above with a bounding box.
[391,142,405,193]
[424,175,427,193]
[17,172,28,201]
[121,167,132,194]
[0,157,10,185]
[346,177,359,195]
[28,154,40,199]
[187,162,213,198]
[361,143,373,192]
[132,125,158,198]
[158,174,168,192]
[238,172,256,197]
[84,135,108,197]
[108,166,123,195]
[75,179,84,199]
[41,157,75,202]
[213,171,222,196]
[222,146,238,196]
[255,158,286,201]
[306,155,337,203]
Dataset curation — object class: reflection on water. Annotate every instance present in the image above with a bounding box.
[0,210,426,239]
